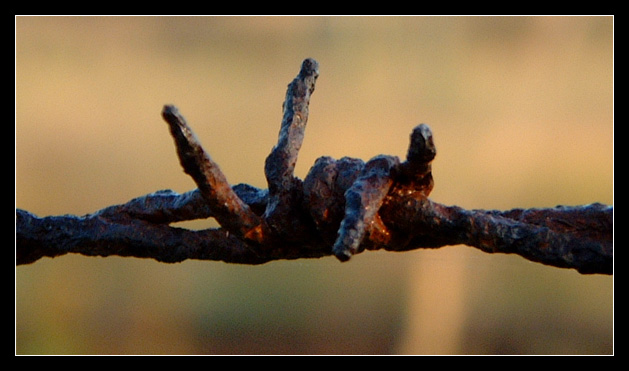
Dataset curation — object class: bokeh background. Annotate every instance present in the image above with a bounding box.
[15,16,613,355]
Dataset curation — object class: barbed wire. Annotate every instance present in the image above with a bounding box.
[16,59,613,274]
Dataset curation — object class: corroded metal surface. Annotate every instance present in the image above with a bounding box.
[16,59,613,274]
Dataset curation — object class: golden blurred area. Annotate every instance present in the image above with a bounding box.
[16,16,613,354]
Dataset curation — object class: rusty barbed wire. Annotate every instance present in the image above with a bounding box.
[15,58,613,274]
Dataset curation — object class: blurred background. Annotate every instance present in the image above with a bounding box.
[15,16,613,355]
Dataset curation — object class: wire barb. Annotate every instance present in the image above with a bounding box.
[332,155,399,261]
[161,105,262,241]
[262,58,320,240]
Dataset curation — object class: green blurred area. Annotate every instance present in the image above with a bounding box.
[15,16,613,355]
